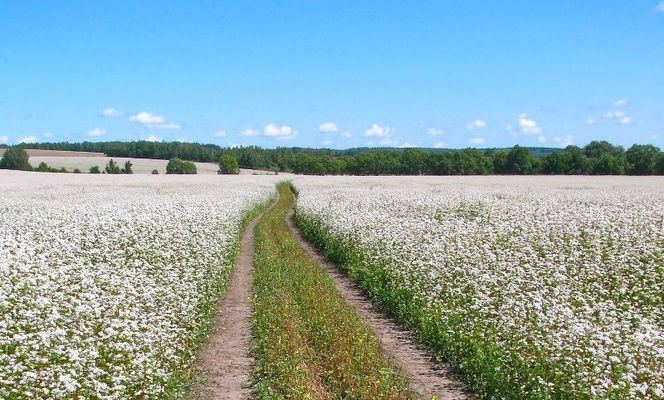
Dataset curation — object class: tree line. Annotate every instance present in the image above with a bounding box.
[7,140,664,175]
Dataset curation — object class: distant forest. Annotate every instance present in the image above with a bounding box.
[6,140,664,175]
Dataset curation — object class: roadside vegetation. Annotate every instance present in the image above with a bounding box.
[18,139,664,175]
[250,182,415,399]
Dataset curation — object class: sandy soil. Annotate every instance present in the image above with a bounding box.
[191,195,277,400]
[286,205,470,400]
[0,148,106,157]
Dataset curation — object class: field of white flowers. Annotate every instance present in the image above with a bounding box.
[0,171,277,399]
[294,176,664,400]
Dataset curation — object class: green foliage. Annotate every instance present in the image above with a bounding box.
[0,147,32,171]
[217,155,239,174]
[89,165,101,174]
[35,162,69,173]
[166,158,197,174]
[15,139,664,175]
[121,160,133,174]
[252,183,415,399]
[73,168,81,174]
[151,169,159,175]
[105,159,121,174]
[625,144,660,175]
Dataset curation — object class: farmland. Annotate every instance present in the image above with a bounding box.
[0,172,278,398]
[294,176,664,399]
[1,172,662,399]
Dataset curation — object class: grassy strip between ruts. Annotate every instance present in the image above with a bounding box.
[174,197,273,399]
[250,182,415,399]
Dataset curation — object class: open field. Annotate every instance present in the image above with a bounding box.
[293,176,664,399]
[0,171,279,398]
[0,149,106,158]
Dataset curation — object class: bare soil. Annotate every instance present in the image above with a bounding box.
[286,207,470,400]
[191,203,274,400]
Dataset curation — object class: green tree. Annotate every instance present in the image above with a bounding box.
[0,147,32,171]
[36,162,50,172]
[504,146,536,174]
[121,160,133,174]
[105,159,121,174]
[218,155,240,174]
[625,144,660,175]
[89,165,101,174]
[166,158,197,174]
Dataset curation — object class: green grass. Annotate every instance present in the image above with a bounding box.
[250,183,415,399]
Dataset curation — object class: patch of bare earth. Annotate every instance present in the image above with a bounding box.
[191,214,262,399]
[286,207,470,400]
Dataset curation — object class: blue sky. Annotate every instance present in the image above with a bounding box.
[1,1,663,149]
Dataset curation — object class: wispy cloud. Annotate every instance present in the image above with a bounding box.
[554,135,574,147]
[604,110,632,125]
[19,135,39,144]
[433,141,445,148]
[342,131,352,138]
[88,128,106,137]
[469,137,485,145]
[264,123,297,139]
[399,142,417,148]
[365,123,391,137]
[42,131,53,138]
[0,136,8,144]
[129,112,181,129]
[518,114,541,134]
[319,122,338,133]
[102,107,123,117]
[213,130,227,138]
[145,134,162,142]
[585,118,596,126]
[240,124,297,140]
[656,1,664,12]
[466,119,486,130]
[537,135,547,144]
[613,99,628,107]
[427,127,444,136]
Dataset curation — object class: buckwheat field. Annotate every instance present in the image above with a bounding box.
[0,172,277,399]
[294,176,664,399]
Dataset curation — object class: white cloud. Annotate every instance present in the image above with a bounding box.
[319,122,338,133]
[0,136,8,144]
[554,135,574,147]
[19,136,39,144]
[42,131,53,138]
[322,139,334,146]
[399,142,417,148]
[88,128,106,137]
[379,137,398,146]
[537,135,547,144]
[264,123,297,139]
[427,127,444,136]
[469,137,485,145]
[342,131,352,138]
[365,123,391,137]
[604,110,632,125]
[129,112,181,129]
[656,2,664,12]
[466,119,486,130]
[585,118,596,125]
[102,107,122,117]
[614,99,628,107]
[433,141,445,148]
[145,134,162,142]
[240,128,260,137]
[518,113,541,134]
[213,130,227,138]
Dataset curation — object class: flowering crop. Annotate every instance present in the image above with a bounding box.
[0,172,277,399]
[293,176,664,399]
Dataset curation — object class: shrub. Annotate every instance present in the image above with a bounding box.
[73,169,81,174]
[151,169,159,175]
[0,147,32,171]
[105,159,121,174]
[218,155,239,174]
[89,165,101,174]
[166,158,197,174]
[121,160,133,174]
